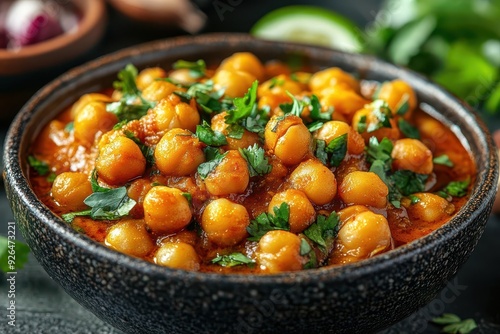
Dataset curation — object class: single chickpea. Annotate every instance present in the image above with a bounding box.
[268,189,316,233]
[168,68,198,85]
[211,112,260,150]
[289,159,337,205]
[319,88,369,122]
[264,60,291,78]
[392,138,433,174]
[213,69,256,98]
[339,171,388,208]
[256,230,306,273]
[352,106,401,143]
[51,172,93,211]
[136,67,168,91]
[309,67,360,93]
[218,52,265,81]
[154,241,200,271]
[377,80,417,120]
[155,128,205,176]
[73,101,118,146]
[95,136,146,186]
[142,81,179,102]
[405,193,455,222]
[152,95,200,132]
[201,198,250,246]
[264,115,311,165]
[143,186,192,234]
[258,75,303,97]
[314,120,365,155]
[127,178,153,217]
[337,205,370,223]
[331,210,392,264]
[204,150,250,196]
[105,219,155,258]
[70,93,114,119]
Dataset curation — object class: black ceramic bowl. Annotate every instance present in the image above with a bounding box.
[3,33,498,334]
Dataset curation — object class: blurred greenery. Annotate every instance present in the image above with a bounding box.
[364,0,500,113]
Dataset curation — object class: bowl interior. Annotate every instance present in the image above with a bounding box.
[5,33,498,282]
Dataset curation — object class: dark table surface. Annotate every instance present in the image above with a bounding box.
[1,1,500,333]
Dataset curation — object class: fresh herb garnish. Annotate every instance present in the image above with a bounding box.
[367,100,392,132]
[28,155,50,176]
[398,118,420,139]
[172,59,206,78]
[64,122,74,132]
[62,170,136,223]
[304,212,340,253]
[395,94,410,116]
[107,64,156,122]
[280,94,332,132]
[409,194,421,204]
[357,115,367,133]
[211,252,255,267]
[238,144,272,177]
[366,137,394,167]
[392,170,428,196]
[225,81,259,124]
[197,148,228,180]
[300,238,318,269]
[326,134,348,167]
[195,120,228,146]
[432,313,477,334]
[314,140,328,165]
[433,154,454,167]
[247,203,290,241]
[0,236,30,273]
[441,178,470,198]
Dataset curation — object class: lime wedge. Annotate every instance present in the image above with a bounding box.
[251,6,364,52]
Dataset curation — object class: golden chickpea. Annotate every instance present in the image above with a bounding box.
[319,88,368,123]
[105,220,155,258]
[337,205,370,224]
[143,186,192,234]
[352,106,400,143]
[155,128,205,176]
[332,210,392,264]
[213,69,256,98]
[142,81,179,102]
[392,138,433,174]
[405,193,455,222]
[73,101,118,145]
[314,120,365,155]
[154,241,200,271]
[258,75,303,97]
[377,80,417,119]
[211,112,260,150]
[309,67,360,93]
[339,171,388,208]
[268,189,316,233]
[264,115,311,165]
[256,230,305,273]
[169,68,198,85]
[218,52,265,81]
[152,95,200,132]
[204,150,250,196]
[70,93,114,119]
[51,172,92,211]
[289,159,337,205]
[201,198,250,246]
[95,136,146,186]
[136,67,167,91]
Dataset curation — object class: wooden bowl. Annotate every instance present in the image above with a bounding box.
[0,0,106,75]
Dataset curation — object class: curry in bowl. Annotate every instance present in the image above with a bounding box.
[28,52,474,274]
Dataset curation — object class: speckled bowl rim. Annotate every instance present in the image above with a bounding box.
[4,33,498,285]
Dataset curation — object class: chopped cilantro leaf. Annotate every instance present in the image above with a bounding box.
[432,313,477,334]
[325,134,348,167]
[309,94,332,121]
[357,115,367,133]
[28,155,50,176]
[65,122,74,132]
[301,238,318,269]
[395,94,410,116]
[299,238,312,256]
[197,149,227,180]
[113,64,139,96]
[409,194,421,204]
[304,212,340,253]
[366,137,394,166]
[280,92,303,116]
[211,252,254,267]
[182,192,193,205]
[0,236,30,272]
[442,178,470,197]
[247,203,290,241]
[367,100,392,132]
[172,59,206,78]
[196,120,227,146]
[433,154,454,167]
[225,81,259,124]
[239,144,272,177]
[47,172,57,183]
[398,118,420,139]
[269,77,285,89]
[314,139,328,165]
[392,170,428,196]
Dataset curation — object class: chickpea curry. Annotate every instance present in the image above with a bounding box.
[28,52,475,274]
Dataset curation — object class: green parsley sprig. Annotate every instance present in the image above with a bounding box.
[211,252,255,267]
[304,212,340,254]
[247,202,290,241]
[238,144,272,177]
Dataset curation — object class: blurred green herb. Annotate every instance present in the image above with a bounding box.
[432,313,477,334]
